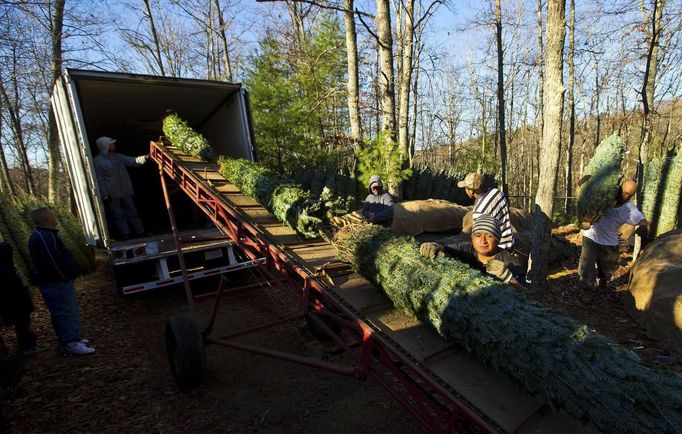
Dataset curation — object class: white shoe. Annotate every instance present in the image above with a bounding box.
[64,341,95,356]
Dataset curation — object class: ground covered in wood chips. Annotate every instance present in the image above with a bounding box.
[2,229,680,433]
[538,226,681,373]
[0,251,423,434]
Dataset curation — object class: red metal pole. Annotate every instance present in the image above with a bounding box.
[158,163,198,321]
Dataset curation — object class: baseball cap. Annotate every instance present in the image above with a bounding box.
[96,136,117,148]
[457,172,482,190]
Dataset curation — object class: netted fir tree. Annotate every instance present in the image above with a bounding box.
[162,114,215,161]
[217,157,325,238]
[15,195,95,273]
[641,157,663,236]
[0,194,34,281]
[333,224,682,433]
[576,134,625,228]
[656,146,682,235]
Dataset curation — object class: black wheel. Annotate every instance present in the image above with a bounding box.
[165,314,205,390]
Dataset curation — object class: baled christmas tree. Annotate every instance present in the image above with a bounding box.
[576,134,625,229]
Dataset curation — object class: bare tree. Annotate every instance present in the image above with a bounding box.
[142,0,166,76]
[536,0,544,137]
[0,99,15,196]
[495,0,507,195]
[564,0,575,213]
[396,0,414,157]
[344,0,363,142]
[636,0,666,203]
[375,0,396,137]
[47,0,65,203]
[0,62,36,196]
[528,0,566,288]
[214,0,234,81]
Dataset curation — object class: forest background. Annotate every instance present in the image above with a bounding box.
[0,0,680,283]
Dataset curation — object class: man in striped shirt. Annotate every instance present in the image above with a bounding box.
[458,173,514,250]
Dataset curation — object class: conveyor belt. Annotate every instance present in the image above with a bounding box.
[151,142,595,434]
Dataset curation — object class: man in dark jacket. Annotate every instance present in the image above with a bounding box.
[420,215,525,286]
[28,207,95,356]
[361,175,395,227]
[0,241,39,355]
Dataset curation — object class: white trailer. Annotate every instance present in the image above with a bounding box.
[51,69,257,294]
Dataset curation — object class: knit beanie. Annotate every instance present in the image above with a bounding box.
[472,214,502,240]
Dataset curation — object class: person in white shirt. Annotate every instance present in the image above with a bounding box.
[578,179,648,303]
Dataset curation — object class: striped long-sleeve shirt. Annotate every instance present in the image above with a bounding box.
[472,188,514,250]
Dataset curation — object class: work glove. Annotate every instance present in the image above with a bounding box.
[486,259,512,283]
[419,242,444,259]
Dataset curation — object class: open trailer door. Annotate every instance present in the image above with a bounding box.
[51,74,107,246]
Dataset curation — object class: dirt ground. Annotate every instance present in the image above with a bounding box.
[2,229,680,434]
[0,251,424,434]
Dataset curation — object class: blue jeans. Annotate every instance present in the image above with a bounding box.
[107,196,145,237]
[38,281,81,345]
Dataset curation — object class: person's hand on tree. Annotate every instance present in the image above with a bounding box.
[580,209,600,229]
[420,242,444,259]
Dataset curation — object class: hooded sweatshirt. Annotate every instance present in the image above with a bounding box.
[93,140,147,199]
[0,241,34,325]
[28,226,80,285]
[361,175,395,226]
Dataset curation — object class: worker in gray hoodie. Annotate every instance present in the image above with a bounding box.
[94,136,149,240]
[361,175,395,227]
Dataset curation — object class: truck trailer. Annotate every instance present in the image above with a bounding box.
[51,69,256,294]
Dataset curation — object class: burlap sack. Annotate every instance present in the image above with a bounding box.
[625,229,682,357]
[391,199,469,236]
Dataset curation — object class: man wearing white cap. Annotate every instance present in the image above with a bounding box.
[93,136,149,240]
[420,215,525,286]
[458,172,514,250]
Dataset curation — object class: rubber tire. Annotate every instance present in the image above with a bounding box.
[165,314,205,390]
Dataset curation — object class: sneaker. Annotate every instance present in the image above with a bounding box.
[21,345,48,356]
[80,338,90,344]
[63,341,95,356]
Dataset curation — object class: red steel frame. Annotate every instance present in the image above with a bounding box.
[151,141,500,434]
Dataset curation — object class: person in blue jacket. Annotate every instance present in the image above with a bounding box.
[361,175,395,227]
[28,207,95,356]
